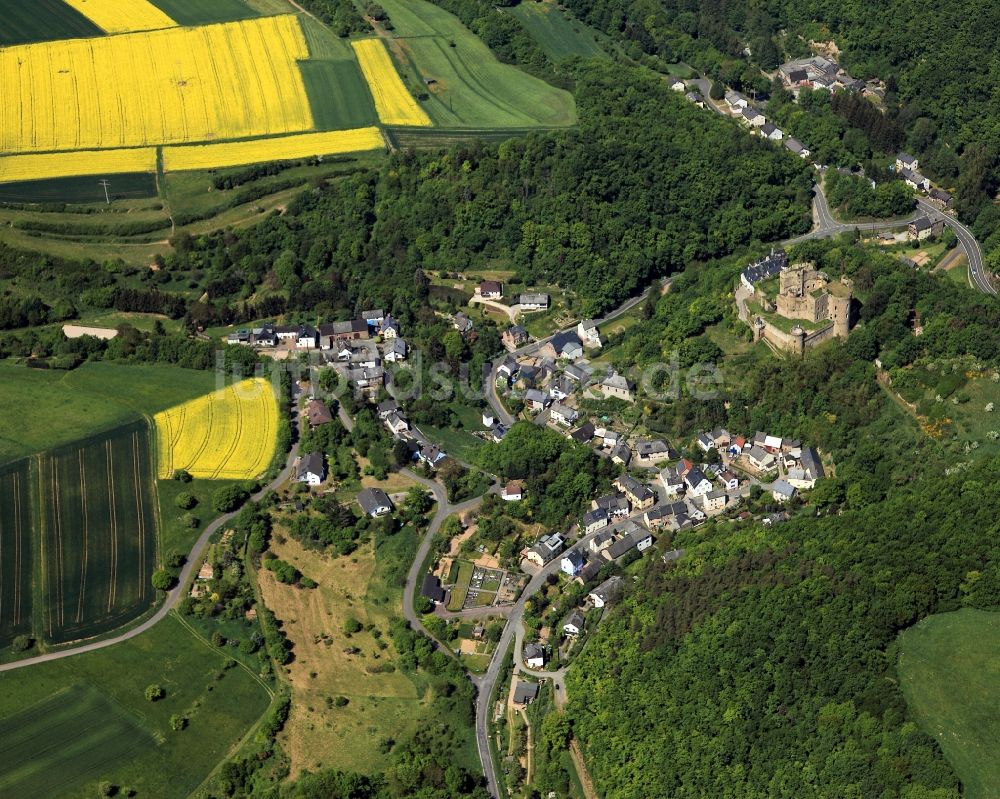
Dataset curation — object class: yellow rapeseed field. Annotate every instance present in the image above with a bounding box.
[0,15,314,154]
[155,378,279,480]
[62,0,177,33]
[162,128,385,171]
[0,148,156,182]
[352,39,432,127]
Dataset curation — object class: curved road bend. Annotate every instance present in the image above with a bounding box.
[0,383,306,674]
[915,198,994,295]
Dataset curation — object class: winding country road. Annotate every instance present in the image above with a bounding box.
[0,394,304,674]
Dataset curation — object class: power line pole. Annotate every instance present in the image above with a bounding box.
[98,179,111,205]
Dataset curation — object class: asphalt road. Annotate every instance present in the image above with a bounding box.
[0,383,305,674]
[916,198,994,295]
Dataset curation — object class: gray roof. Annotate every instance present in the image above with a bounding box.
[358,487,392,515]
[421,574,445,602]
[564,610,586,630]
[800,446,825,479]
[297,451,325,479]
[772,479,796,497]
[513,681,539,704]
[590,575,624,603]
[524,642,545,661]
[741,250,788,284]
[583,508,608,527]
[606,528,651,560]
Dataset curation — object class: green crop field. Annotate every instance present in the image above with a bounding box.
[377,0,576,128]
[38,420,159,644]
[898,609,1000,799]
[300,60,379,130]
[0,0,102,45]
[0,174,158,205]
[0,614,272,798]
[0,460,33,645]
[0,361,219,466]
[0,685,155,798]
[508,1,609,61]
[149,0,260,24]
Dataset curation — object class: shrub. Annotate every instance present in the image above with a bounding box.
[343,617,362,635]
[175,492,197,510]
[151,569,175,591]
[173,469,192,483]
[169,714,188,731]
[144,684,165,702]
[10,634,33,652]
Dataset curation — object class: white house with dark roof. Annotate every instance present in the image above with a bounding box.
[296,452,325,486]
[358,487,393,517]
[771,480,796,502]
[577,320,602,348]
[589,576,623,608]
[684,468,713,497]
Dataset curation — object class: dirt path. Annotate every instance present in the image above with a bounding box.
[570,739,600,799]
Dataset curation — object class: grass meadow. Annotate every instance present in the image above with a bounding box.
[897,609,1000,799]
[0,614,272,798]
[508,1,609,61]
[0,173,157,204]
[37,420,159,645]
[376,0,576,128]
[257,530,423,776]
[150,0,259,25]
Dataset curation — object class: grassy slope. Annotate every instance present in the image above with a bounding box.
[0,0,101,45]
[507,1,608,61]
[897,609,1000,799]
[258,531,421,776]
[376,0,576,128]
[0,614,271,799]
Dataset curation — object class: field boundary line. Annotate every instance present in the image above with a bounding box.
[170,611,274,697]
[76,449,89,625]
[106,439,118,612]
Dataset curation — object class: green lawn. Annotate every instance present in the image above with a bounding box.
[0,0,101,45]
[897,609,1000,799]
[508,1,609,61]
[0,613,271,799]
[447,560,475,611]
[377,0,576,128]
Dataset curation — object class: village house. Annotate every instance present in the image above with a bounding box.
[929,188,953,208]
[583,507,609,534]
[526,533,565,567]
[561,549,586,577]
[610,440,632,467]
[896,152,919,172]
[563,610,586,636]
[563,363,592,384]
[502,324,529,350]
[908,217,945,241]
[785,138,810,158]
[421,574,446,605]
[477,280,503,299]
[380,316,399,338]
[696,432,715,452]
[549,375,575,401]
[295,324,318,349]
[512,681,539,706]
[518,293,550,310]
[385,411,409,436]
[589,529,616,553]
[771,480,796,503]
[668,77,686,92]
[306,399,333,427]
[596,494,630,519]
[502,481,523,501]
[613,474,655,510]
[599,371,634,401]
[376,399,399,419]
[544,331,584,361]
[684,468,713,497]
[725,89,749,111]
[747,445,776,472]
[741,106,766,127]
[275,325,298,344]
[604,523,654,561]
[453,312,474,334]
[296,452,325,486]
[900,167,930,192]
[362,309,385,327]
[569,421,595,445]
[331,319,370,343]
[701,490,728,515]
[418,444,447,467]
[740,250,788,293]
[577,320,602,348]
[549,402,579,427]
[635,439,675,467]
[598,429,619,449]
[643,505,672,530]
[589,576,623,608]
[685,90,705,107]
[659,465,685,497]
[358,487,393,517]
[384,338,407,362]
[718,470,740,491]
[760,122,783,141]
[524,389,549,412]
[523,643,545,669]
